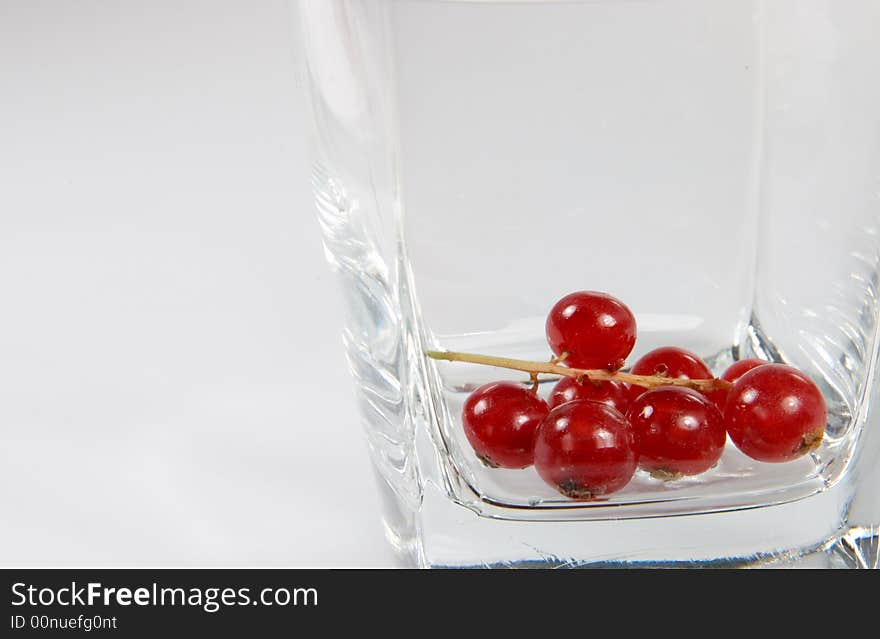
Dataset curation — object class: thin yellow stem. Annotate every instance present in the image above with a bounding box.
[425,350,732,392]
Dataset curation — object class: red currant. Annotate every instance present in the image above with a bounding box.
[626,387,725,478]
[628,346,713,402]
[462,381,549,469]
[724,364,826,462]
[545,291,636,370]
[534,400,638,499]
[548,377,630,414]
[710,358,767,410]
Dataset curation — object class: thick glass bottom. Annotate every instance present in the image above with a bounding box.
[375,475,878,568]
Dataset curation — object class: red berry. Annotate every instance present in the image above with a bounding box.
[545,291,636,370]
[628,346,713,402]
[724,364,826,463]
[710,358,767,409]
[534,400,638,499]
[548,377,630,414]
[626,387,726,478]
[723,358,767,381]
[462,381,549,469]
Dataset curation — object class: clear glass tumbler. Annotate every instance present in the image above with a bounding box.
[296,0,880,567]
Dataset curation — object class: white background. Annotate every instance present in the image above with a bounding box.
[0,0,396,566]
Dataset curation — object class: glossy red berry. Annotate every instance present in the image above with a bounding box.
[724,364,826,463]
[548,377,630,414]
[723,358,768,381]
[462,381,549,469]
[534,400,638,499]
[626,387,725,478]
[628,346,713,402]
[545,291,636,370]
[710,358,767,409]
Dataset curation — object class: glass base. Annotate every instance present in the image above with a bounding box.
[419,531,880,569]
[376,475,878,569]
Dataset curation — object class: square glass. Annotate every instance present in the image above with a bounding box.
[296,0,880,568]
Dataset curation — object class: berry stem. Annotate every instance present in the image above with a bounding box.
[425,350,732,392]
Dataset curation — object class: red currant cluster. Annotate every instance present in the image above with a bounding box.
[439,290,827,501]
